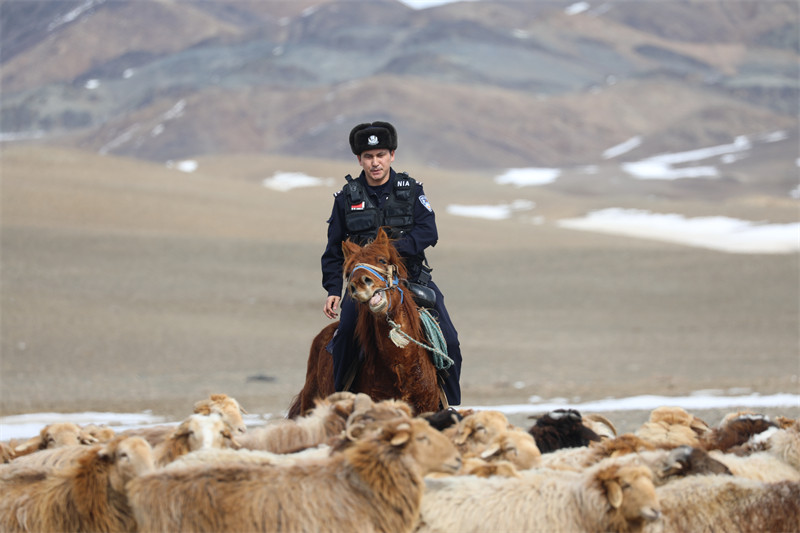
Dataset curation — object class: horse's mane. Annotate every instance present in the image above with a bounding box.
[342,228,409,282]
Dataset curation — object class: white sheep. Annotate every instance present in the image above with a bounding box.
[128,416,462,533]
[163,444,332,470]
[153,412,239,466]
[0,436,155,533]
[416,458,661,533]
[122,393,247,446]
[236,391,375,453]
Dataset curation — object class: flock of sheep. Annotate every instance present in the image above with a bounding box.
[1,392,799,532]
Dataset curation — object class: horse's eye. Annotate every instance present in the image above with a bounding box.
[378,258,387,265]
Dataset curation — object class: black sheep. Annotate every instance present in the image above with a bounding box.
[527,408,601,453]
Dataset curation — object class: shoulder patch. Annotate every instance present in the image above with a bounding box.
[333,190,341,197]
[419,194,433,212]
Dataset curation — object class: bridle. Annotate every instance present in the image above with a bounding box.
[347,262,405,306]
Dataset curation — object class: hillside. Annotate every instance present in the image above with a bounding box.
[1,0,796,181]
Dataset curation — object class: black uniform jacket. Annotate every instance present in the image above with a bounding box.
[321,169,438,297]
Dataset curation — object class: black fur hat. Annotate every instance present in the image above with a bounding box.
[349,121,397,155]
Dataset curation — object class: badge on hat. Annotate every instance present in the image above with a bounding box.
[367,135,379,146]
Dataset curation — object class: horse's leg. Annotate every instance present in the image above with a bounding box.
[287,322,337,418]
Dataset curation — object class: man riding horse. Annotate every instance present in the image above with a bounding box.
[321,121,462,407]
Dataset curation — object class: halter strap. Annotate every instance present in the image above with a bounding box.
[348,263,404,305]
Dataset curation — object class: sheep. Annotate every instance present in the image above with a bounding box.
[540,433,657,472]
[539,435,732,484]
[416,458,661,533]
[635,406,710,449]
[443,410,513,456]
[707,448,800,482]
[162,444,333,470]
[192,393,248,435]
[128,416,462,533]
[701,411,779,452]
[162,396,415,471]
[0,436,155,533]
[1,442,15,463]
[527,408,602,453]
[81,423,117,443]
[4,444,96,472]
[642,475,800,533]
[153,413,239,466]
[121,393,247,446]
[236,391,374,453]
[583,413,618,440]
[458,456,521,478]
[421,407,464,431]
[11,422,96,459]
[464,427,541,471]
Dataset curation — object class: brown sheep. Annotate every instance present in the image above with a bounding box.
[0,436,155,533]
[417,458,661,533]
[443,410,513,456]
[465,427,541,471]
[635,406,710,449]
[128,416,462,533]
[11,422,96,459]
[701,411,779,452]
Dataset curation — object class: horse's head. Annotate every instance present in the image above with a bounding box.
[343,228,408,316]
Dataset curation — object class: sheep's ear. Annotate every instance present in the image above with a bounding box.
[480,443,501,459]
[390,423,412,446]
[605,480,624,509]
[79,432,99,445]
[14,436,42,454]
[453,426,473,445]
[193,400,211,415]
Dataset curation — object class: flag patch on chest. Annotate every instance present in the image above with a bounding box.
[350,201,365,210]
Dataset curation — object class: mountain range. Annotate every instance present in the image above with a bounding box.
[1,0,797,181]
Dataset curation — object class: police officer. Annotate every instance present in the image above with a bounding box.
[321,121,462,406]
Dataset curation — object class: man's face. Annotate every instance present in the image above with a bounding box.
[358,149,394,186]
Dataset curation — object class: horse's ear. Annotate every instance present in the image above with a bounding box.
[342,239,361,261]
[375,227,390,245]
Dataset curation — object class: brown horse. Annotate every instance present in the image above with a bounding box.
[288,229,441,418]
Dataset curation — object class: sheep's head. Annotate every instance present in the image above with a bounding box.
[636,406,709,448]
[596,464,661,524]
[446,410,512,452]
[176,413,241,452]
[14,422,91,456]
[99,436,155,493]
[477,428,541,470]
[194,393,248,436]
[376,418,462,476]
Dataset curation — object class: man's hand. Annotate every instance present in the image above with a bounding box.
[324,295,341,319]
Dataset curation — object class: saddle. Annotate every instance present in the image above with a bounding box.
[407,282,436,309]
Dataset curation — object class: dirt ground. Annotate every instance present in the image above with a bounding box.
[2,146,798,435]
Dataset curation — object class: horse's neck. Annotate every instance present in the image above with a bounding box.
[356,295,421,349]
